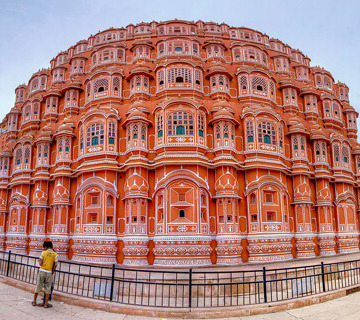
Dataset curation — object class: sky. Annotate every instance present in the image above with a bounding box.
[0,0,359,123]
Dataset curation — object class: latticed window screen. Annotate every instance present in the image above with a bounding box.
[324,76,331,88]
[270,81,275,98]
[108,121,116,144]
[258,122,276,145]
[133,124,138,139]
[300,137,305,150]
[240,76,248,90]
[216,124,221,139]
[198,114,205,137]
[157,114,163,137]
[168,68,192,83]
[117,49,124,61]
[293,137,299,150]
[15,148,22,165]
[333,145,340,162]
[167,111,194,135]
[24,147,30,164]
[112,77,120,91]
[322,142,326,156]
[94,78,109,93]
[315,142,320,155]
[195,70,201,84]
[141,125,146,140]
[333,103,340,118]
[279,126,283,147]
[38,145,42,158]
[80,127,84,149]
[342,146,350,164]
[223,124,229,138]
[65,138,70,152]
[44,144,49,157]
[158,70,164,85]
[324,102,330,114]
[58,139,63,152]
[246,121,254,142]
[357,156,360,168]
[251,77,267,92]
[233,48,241,59]
[87,123,105,146]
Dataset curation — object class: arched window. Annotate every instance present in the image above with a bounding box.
[198,114,205,137]
[133,124,138,139]
[179,209,185,218]
[252,77,267,92]
[176,126,185,135]
[157,114,163,138]
[342,145,350,166]
[246,121,254,143]
[80,127,84,150]
[112,77,120,92]
[333,144,340,163]
[167,111,194,135]
[24,147,30,164]
[158,70,165,86]
[279,126,283,148]
[240,76,248,90]
[108,121,116,145]
[168,68,192,84]
[258,122,276,145]
[15,148,22,166]
[322,142,326,157]
[94,79,109,93]
[216,125,221,139]
[87,123,104,147]
[195,70,202,86]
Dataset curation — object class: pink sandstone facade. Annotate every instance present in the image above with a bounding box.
[0,20,359,266]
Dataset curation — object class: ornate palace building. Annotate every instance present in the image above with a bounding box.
[0,20,359,266]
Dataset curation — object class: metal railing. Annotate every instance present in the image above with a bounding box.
[1,250,360,308]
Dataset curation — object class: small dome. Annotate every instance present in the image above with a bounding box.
[213,109,233,118]
[57,122,73,133]
[128,109,147,119]
[212,101,232,109]
[215,169,239,194]
[125,172,149,194]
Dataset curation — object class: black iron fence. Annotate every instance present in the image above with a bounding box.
[1,250,360,308]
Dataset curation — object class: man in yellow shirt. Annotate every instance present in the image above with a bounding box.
[32,241,58,308]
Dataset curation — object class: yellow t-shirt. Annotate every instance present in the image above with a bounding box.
[40,249,58,273]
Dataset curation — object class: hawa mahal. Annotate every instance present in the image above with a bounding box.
[0,20,359,266]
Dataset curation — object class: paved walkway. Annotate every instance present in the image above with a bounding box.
[0,281,360,319]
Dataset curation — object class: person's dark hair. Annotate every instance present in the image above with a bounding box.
[43,241,53,249]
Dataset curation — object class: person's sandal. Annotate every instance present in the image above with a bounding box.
[31,301,36,306]
[43,303,53,308]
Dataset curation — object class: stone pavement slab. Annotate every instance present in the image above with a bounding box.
[1,281,360,319]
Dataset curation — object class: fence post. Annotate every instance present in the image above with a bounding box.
[189,268,192,308]
[263,267,267,303]
[109,264,115,301]
[6,250,11,277]
[321,262,326,292]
